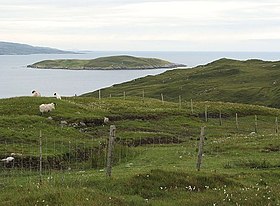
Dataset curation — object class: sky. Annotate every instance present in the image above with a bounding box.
[1,0,280,51]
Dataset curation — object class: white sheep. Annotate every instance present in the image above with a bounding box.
[32,90,41,97]
[54,92,61,100]
[39,103,56,114]
[104,117,109,124]
[1,156,15,163]
[10,153,22,156]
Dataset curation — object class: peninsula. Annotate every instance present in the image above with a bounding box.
[27,55,186,70]
[0,41,75,55]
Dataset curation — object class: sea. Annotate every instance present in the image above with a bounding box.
[1,51,280,99]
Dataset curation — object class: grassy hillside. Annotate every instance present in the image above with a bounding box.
[28,55,185,70]
[83,58,280,108]
[1,96,280,205]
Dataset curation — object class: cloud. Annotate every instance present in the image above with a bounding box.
[1,0,280,51]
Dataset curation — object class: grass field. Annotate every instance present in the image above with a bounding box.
[0,96,280,205]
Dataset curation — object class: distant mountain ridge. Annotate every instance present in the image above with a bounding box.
[0,41,75,55]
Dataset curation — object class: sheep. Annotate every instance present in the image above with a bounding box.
[32,90,41,97]
[1,156,15,163]
[54,92,61,100]
[39,103,56,114]
[104,117,109,124]
[10,153,22,156]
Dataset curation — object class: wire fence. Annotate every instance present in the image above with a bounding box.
[1,96,279,185]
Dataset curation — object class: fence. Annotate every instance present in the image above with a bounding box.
[1,96,279,185]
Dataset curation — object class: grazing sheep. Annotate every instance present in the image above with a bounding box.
[1,156,15,163]
[104,117,109,124]
[39,103,56,114]
[32,90,41,97]
[10,153,22,156]
[54,92,61,100]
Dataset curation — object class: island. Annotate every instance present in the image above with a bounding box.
[27,55,186,70]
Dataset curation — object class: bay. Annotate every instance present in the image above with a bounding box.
[1,51,280,99]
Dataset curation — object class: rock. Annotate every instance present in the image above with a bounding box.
[71,123,79,127]
[80,122,86,126]
[47,117,53,120]
[60,120,68,125]
[249,132,256,136]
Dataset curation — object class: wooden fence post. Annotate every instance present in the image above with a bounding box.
[179,95,182,110]
[191,99,194,114]
[106,125,116,177]
[254,115,258,133]
[235,113,239,131]
[123,91,126,100]
[276,117,279,134]
[99,89,101,100]
[196,126,205,171]
[161,93,164,105]
[39,130,42,184]
[68,140,71,165]
[91,137,94,168]
[142,90,145,103]
[205,105,208,122]
[219,110,222,126]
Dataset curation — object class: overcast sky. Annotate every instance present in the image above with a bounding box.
[1,0,280,51]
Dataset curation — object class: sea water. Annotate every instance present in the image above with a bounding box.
[1,51,280,98]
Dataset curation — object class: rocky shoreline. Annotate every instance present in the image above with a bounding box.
[27,63,186,70]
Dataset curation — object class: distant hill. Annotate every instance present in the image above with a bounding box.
[27,55,186,70]
[83,58,280,108]
[0,41,75,55]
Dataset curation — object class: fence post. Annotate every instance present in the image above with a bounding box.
[83,142,86,170]
[68,140,71,166]
[235,113,239,131]
[39,130,42,184]
[190,99,194,114]
[106,125,116,177]
[205,105,208,122]
[142,90,145,103]
[91,137,94,168]
[179,95,182,110]
[219,110,222,126]
[196,126,205,171]
[254,115,258,133]
[123,91,126,100]
[99,89,101,100]
[276,117,279,134]
[161,93,164,105]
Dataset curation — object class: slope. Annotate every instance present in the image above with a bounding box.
[83,58,280,107]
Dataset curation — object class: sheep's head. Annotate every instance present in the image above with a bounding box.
[50,103,56,109]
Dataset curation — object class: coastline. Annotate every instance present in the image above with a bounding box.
[27,64,186,71]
